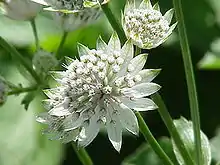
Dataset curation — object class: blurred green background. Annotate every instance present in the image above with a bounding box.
[1,0,220,164]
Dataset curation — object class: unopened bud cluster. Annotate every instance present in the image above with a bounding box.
[125,9,169,48]
[32,49,58,77]
[123,0,177,49]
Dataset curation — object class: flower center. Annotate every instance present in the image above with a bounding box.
[124,9,169,44]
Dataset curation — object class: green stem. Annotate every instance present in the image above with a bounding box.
[0,36,42,84]
[135,112,174,165]
[172,0,202,164]
[30,19,40,50]
[102,4,172,164]
[152,93,195,165]
[72,143,93,165]
[8,85,38,95]
[56,31,69,59]
[101,2,127,44]
[135,46,141,56]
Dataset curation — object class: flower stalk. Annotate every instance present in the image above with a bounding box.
[151,93,195,165]
[101,2,127,44]
[135,112,174,165]
[0,36,42,84]
[30,19,40,50]
[72,143,93,165]
[172,0,202,164]
[8,85,38,95]
[56,31,69,59]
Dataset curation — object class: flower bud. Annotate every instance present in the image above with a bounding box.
[32,49,58,77]
[0,0,41,20]
[122,0,177,49]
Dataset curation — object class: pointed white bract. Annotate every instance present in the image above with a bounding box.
[122,0,177,49]
[32,49,58,77]
[52,7,101,32]
[0,0,41,20]
[37,33,160,151]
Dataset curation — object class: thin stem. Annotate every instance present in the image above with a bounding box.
[135,46,141,56]
[0,36,42,84]
[101,2,127,44]
[56,31,69,59]
[102,4,172,164]
[8,85,38,95]
[152,93,195,165]
[72,143,93,165]
[135,112,174,165]
[172,0,202,164]
[30,19,40,50]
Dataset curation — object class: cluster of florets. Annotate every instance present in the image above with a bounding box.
[37,33,161,151]
[31,0,101,12]
[122,0,177,49]
[50,0,84,10]
[32,49,58,77]
[124,9,169,48]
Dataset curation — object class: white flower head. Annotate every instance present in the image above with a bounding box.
[122,0,177,49]
[0,0,41,20]
[37,32,161,151]
[52,7,101,32]
[32,49,58,77]
[31,0,107,13]
[0,76,8,106]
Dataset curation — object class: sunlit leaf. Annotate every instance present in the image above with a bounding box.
[172,117,211,165]
[122,137,179,165]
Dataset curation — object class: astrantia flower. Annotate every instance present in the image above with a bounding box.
[0,0,41,20]
[31,0,107,13]
[122,0,177,49]
[52,7,101,32]
[37,32,161,151]
[32,49,58,77]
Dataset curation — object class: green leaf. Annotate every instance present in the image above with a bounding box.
[172,117,211,165]
[122,137,179,165]
[21,91,36,110]
[210,128,220,162]
[0,70,63,165]
[198,52,220,69]
[198,38,220,69]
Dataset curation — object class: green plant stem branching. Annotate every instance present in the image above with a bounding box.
[135,112,174,165]
[56,31,69,59]
[8,85,38,95]
[30,19,40,50]
[172,0,202,164]
[72,143,93,165]
[151,93,195,165]
[0,36,42,84]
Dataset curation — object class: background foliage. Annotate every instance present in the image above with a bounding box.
[1,0,220,164]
